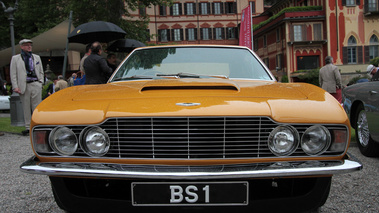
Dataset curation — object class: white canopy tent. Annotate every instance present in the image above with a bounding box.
[0,20,85,69]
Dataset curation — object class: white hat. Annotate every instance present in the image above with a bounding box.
[19,39,33,45]
[367,64,376,74]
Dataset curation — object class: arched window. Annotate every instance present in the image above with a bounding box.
[369,35,379,59]
[347,36,357,64]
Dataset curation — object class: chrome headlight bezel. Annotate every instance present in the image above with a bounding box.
[49,126,78,156]
[79,126,110,157]
[268,125,300,156]
[301,125,331,156]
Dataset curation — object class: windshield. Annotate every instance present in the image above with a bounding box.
[110,47,273,82]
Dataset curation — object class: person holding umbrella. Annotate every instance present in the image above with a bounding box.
[83,42,113,84]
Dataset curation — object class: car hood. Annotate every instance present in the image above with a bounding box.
[33,79,348,125]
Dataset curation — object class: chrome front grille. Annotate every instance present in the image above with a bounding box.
[35,117,347,159]
[101,117,276,159]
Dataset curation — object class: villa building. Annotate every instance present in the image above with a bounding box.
[130,0,265,45]
[252,0,379,80]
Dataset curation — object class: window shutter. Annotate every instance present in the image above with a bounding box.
[212,3,215,14]
[302,25,307,41]
[233,2,237,14]
[200,28,203,40]
[212,28,216,40]
[179,3,182,15]
[169,6,173,15]
[356,0,360,6]
[180,29,184,41]
[166,30,170,41]
[158,30,161,41]
[194,28,198,40]
[364,46,370,63]
[222,28,225,39]
[342,47,348,64]
[185,29,189,40]
[358,46,363,64]
[290,25,294,41]
[342,0,346,6]
[207,3,211,14]
[184,3,188,15]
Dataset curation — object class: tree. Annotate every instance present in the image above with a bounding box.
[0,0,172,49]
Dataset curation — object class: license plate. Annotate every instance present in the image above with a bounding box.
[132,181,248,206]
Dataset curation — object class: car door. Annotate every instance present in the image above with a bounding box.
[364,81,379,141]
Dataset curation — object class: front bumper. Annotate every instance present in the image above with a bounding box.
[20,156,362,180]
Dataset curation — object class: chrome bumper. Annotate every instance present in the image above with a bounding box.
[20,156,362,180]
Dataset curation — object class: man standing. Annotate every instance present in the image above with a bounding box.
[10,39,44,135]
[319,56,342,103]
[55,75,68,92]
[84,42,113,84]
[106,53,118,71]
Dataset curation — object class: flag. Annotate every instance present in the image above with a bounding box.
[239,5,252,50]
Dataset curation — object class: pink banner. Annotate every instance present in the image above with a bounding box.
[239,5,252,50]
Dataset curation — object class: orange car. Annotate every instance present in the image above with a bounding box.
[21,45,361,213]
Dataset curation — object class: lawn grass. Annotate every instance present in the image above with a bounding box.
[0,117,25,134]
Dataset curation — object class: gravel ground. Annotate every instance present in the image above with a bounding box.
[0,131,377,213]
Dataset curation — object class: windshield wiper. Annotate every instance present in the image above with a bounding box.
[156,72,228,79]
[112,75,156,81]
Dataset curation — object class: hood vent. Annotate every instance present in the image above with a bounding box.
[141,85,239,92]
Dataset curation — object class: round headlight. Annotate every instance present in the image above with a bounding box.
[80,126,110,157]
[301,125,331,156]
[49,127,78,156]
[268,125,299,156]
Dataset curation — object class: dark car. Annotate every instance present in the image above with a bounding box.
[343,80,379,156]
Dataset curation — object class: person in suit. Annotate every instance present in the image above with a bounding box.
[55,75,68,92]
[84,41,113,84]
[10,39,44,135]
[1,80,8,95]
[319,56,342,103]
[43,77,57,99]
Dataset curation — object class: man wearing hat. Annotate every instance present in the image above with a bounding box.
[367,64,379,81]
[10,39,44,135]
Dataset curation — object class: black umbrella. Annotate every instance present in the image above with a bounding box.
[68,21,126,44]
[107,39,145,52]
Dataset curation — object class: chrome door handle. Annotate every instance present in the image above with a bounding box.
[370,91,378,95]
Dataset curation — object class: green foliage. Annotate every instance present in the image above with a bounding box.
[370,57,379,67]
[253,6,322,31]
[281,75,289,83]
[296,69,320,86]
[0,0,173,48]
[42,82,52,100]
[347,75,370,86]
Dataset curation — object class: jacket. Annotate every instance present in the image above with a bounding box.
[10,53,44,94]
[319,63,342,93]
[83,53,113,84]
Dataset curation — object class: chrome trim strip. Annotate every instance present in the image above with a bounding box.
[20,157,362,180]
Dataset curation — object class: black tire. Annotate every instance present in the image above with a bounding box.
[355,104,379,157]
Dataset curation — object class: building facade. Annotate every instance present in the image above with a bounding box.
[252,0,379,81]
[129,0,265,45]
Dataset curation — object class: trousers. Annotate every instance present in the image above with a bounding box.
[19,81,42,129]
